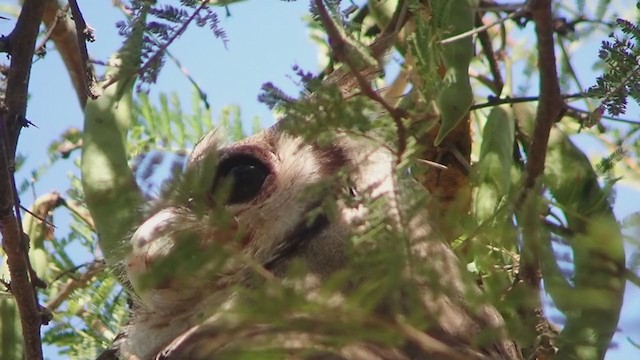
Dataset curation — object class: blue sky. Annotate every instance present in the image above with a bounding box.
[0,0,638,358]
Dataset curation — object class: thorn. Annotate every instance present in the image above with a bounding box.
[20,205,57,229]
[20,115,38,128]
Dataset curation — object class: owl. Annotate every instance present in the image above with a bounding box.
[98,124,522,360]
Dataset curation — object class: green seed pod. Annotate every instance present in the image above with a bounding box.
[474,106,514,222]
[435,0,477,145]
[82,11,147,267]
[544,128,625,360]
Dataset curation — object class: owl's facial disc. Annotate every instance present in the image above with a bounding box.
[125,133,345,308]
[125,148,274,298]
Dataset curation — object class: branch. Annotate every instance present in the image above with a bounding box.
[470,92,640,126]
[68,0,99,100]
[323,0,411,96]
[61,197,95,230]
[479,1,526,12]
[627,269,640,288]
[471,93,584,110]
[394,316,488,360]
[518,0,563,196]
[0,0,48,357]
[513,0,563,353]
[313,0,408,160]
[165,50,210,109]
[564,105,640,126]
[35,5,64,57]
[475,12,504,96]
[440,7,526,45]
[45,260,105,312]
[20,205,57,230]
[100,0,211,91]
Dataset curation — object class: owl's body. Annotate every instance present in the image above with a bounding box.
[100,126,522,360]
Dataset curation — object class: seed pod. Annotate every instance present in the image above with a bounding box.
[475,106,514,222]
[435,0,477,145]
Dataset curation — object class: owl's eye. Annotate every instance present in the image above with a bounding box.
[215,154,271,204]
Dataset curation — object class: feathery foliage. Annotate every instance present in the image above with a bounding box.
[589,16,640,116]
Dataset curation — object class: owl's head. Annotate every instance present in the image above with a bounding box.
[125,126,397,311]
[107,127,522,360]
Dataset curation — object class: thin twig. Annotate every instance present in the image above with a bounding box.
[440,8,526,45]
[394,316,488,360]
[323,0,411,96]
[101,1,211,91]
[416,158,448,170]
[627,269,640,288]
[479,1,527,12]
[471,92,585,110]
[557,38,586,105]
[68,0,98,99]
[35,6,66,56]
[61,197,95,231]
[49,261,100,283]
[564,105,640,126]
[19,205,57,229]
[313,0,408,162]
[475,12,504,96]
[165,49,210,109]
[45,260,105,312]
[543,219,575,237]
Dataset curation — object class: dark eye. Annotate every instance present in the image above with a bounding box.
[215,154,270,204]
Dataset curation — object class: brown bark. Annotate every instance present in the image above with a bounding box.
[0,1,48,358]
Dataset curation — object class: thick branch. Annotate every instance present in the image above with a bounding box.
[513,0,563,354]
[0,0,48,358]
[516,0,563,278]
[520,0,563,195]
